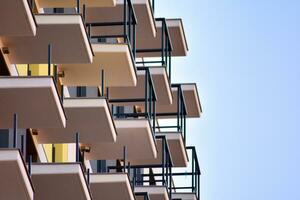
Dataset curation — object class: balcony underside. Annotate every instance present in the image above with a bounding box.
[0,77,66,129]
[60,43,136,87]
[90,173,135,200]
[130,134,188,167]
[36,98,116,144]
[31,163,92,200]
[172,193,197,200]
[181,84,202,118]
[0,149,34,200]
[36,0,116,8]
[0,0,36,37]
[137,19,188,57]
[86,0,156,39]
[1,15,93,64]
[85,119,157,161]
[135,186,169,200]
[109,67,172,106]
[155,84,201,118]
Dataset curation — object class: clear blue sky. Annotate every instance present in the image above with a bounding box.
[156,0,300,200]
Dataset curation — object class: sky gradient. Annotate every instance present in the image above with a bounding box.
[156,0,300,200]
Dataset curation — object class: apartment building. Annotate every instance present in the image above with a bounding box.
[0,0,202,200]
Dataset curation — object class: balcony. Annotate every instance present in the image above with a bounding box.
[35,98,117,144]
[172,147,201,200]
[181,84,202,118]
[1,14,93,64]
[123,136,173,200]
[59,0,138,87]
[86,0,155,45]
[166,19,188,57]
[136,18,172,82]
[60,43,137,87]
[156,83,202,118]
[0,76,66,129]
[36,0,117,8]
[156,132,188,167]
[0,0,36,36]
[0,149,34,200]
[31,163,92,200]
[85,119,157,161]
[90,173,135,200]
[109,67,172,106]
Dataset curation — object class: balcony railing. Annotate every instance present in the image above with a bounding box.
[172,146,201,200]
[109,67,157,140]
[156,84,188,145]
[85,0,137,60]
[130,135,173,199]
[136,18,173,82]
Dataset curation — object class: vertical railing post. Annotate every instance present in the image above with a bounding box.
[13,113,17,148]
[101,69,105,97]
[166,150,169,187]
[21,135,24,155]
[165,28,168,68]
[168,49,171,83]
[28,155,32,176]
[180,94,184,132]
[184,114,186,146]
[169,157,172,199]
[192,148,195,192]
[87,168,90,185]
[133,19,136,59]
[77,0,80,14]
[152,0,155,13]
[54,65,58,83]
[162,138,165,185]
[145,69,149,118]
[133,168,136,189]
[128,3,131,44]
[83,4,86,22]
[123,146,127,173]
[147,71,152,119]
[27,64,31,76]
[198,173,200,199]
[61,84,64,103]
[153,90,156,133]
[88,24,91,39]
[76,132,80,162]
[161,20,165,66]
[123,0,127,43]
[48,44,52,76]
[177,86,180,131]
[52,144,56,163]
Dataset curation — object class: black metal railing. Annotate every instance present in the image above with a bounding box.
[109,67,157,138]
[172,146,201,200]
[156,84,187,145]
[85,0,137,60]
[136,18,172,82]
[129,135,174,199]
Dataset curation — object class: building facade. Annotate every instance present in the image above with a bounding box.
[0,0,203,200]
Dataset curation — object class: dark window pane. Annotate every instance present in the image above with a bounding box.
[0,129,9,148]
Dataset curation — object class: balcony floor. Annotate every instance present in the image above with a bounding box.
[0,76,66,129]
[31,163,92,200]
[85,119,157,161]
[0,149,34,200]
[0,0,36,36]
[1,15,93,64]
[36,98,116,144]
[90,173,135,200]
[60,43,136,87]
